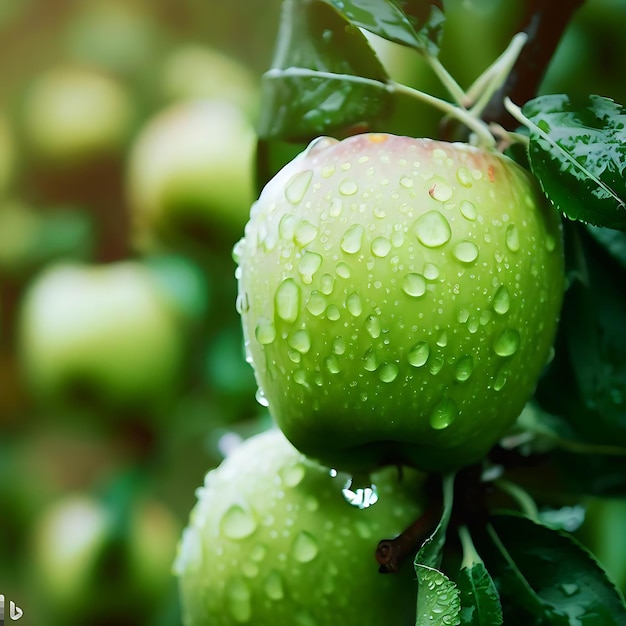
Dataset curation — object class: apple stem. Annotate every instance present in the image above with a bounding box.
[375,499,441,574]
[388,81,496,149]
[425,55,466,107]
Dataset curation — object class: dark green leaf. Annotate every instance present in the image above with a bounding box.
[522,94,626,231]
[483,513,626,625]
[257,0,390,141]
[321,0,445,55]
[457,562,503,626]
[415,474,461,626]
[586,225,626,269]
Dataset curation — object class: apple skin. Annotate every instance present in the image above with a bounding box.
[127,99,256,249]
[21,66,135,164]
[17,260,189,412]
[234,133,565,474]
[175,428,425,626]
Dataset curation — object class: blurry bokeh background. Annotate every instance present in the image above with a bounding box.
[1,1,625,625]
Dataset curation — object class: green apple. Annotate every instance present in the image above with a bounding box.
[18,260,190,411]
[31,493,180,623]
[175,428,425,626]
[21,66,135,164]
[127,99,256,249]
[234,133,565,473]
[158,44,259,118]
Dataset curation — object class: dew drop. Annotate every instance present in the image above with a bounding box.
[378,362,399,383]
[326,305,340,321]
[264,570,284,600]
[423,262,440,280]
[346,292,363,317]
[255,387,269,407]
[545,233,556,251]
[221,504,257,540]
[292,531,319,563]
[226,576,252,623]
[289,330,311,354]
[493,369,507,391]
[453,240,479,264]
[278,213,298,240]
[408,341,430,367]
[429,355,444,375]
[304,136,338,156]
[298,251,323,283]
[505,223,520,252]
[255,319,276,345]
[339,179,358,196]
[325,355,340,374]
[457,307,470,324]
[429,180,453,202]
[279,461,306,487]
[436,330,448,347]
[329,197,342,216]
[402,273,427,297]
[342,479,379,509]
[455,356,474,382]
[340,224,364,254]
[236,292,249,314]
[492,285,510,315]
[250,543,267,562]
[363,348,379,372]
[365,315,381,339]
[275,279,300,323]
[493,329,520,357]
[285,170,313,204]
[391,229,405,247]
[459,200,477,221]
[295,220,318,246]
[335,261,351,278]
[400,176,414,188]
[429,396,457,430]
[371,236,392,258]
[306,291,326,316]
[321,164,335,178]
[456,167,473,187]
[332,337,346,355]
[415,211,452,248]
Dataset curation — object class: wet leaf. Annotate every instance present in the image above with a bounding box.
[257,0,390,141]
[415,474,461,626]
[522,94,626,231]
[457,562,503,626]
[481,512,626,625]
[321,0,445,55]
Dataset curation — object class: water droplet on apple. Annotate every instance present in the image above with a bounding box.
[378,362,399,383]
[225,576,252,623]
[275,278,300,323]
[365,315,381,338]
[279,461,306,488]
[493,368,507,391]
[400,176,414,189]
[363,348,379,372]
[255,319,276,345]
[429,180,453,202]
[402,273,427,297]
[221,503,257,540]
[505,223,520,252]
[292,530,319,562]
[493,329,520,357]
[455,355,474,381]
[255,387,269,407]
[346,292,363,316]
[423,262,440,280]
[325,355,340,374]
[335,261,350,278]
[342,478,379,509]
[456,167,473,187]
[371,236,392,258]
[285,169,313,204]
[306,292,326,316]
[453,240,479,264]
[340,224,364,254]
[298,251,322,284]
[338,179,358,196]
[408,341,430,367]
[294,220,318,246]
[492,285,510,314]
[320,273,335,295]
[429,396,457,430]
[414,211,451,248]
[304,135,338,156]
[264,570,284,600]
[459,199,477,220]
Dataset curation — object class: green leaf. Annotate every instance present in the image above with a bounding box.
[320,0,445,55]
[522,94,626,231]
[457,562,503,626]
[482,512,626,625]
[257,0,391,141]
[415,474,461,626]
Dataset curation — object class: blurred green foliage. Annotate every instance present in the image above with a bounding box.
[0,1,625,625]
